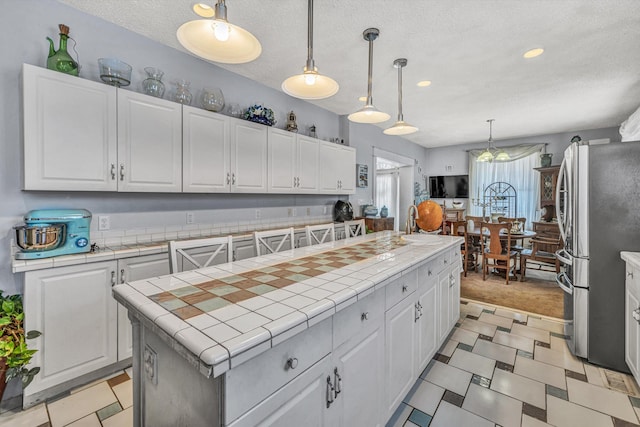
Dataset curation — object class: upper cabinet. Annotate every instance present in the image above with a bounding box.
[268,129,319,193]
[22,65,354,195]
[22,63,118,191]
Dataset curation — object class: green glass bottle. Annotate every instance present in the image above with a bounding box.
[46,24,78,76]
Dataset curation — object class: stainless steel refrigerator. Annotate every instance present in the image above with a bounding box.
[556,140,640,372]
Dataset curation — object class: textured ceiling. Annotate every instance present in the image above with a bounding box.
[59,0,640,148]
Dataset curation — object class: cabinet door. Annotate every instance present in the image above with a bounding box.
[333,322,384,427]
[230,118,268,193]
[626,287,640,379]
[267,128,297,193]
[183,106,230,193]
[384,297,416,419]
[22,64,117,191]
[337,146,356,194]
[117,90,182,192]
[24,261,118,397]
[416,282,437,374]
[296,135,320,193]
[437,269,451,346]
[318,142,340,193]
[449,267,461,330]
[117,254,170,361]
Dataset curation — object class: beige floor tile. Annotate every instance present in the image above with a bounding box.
[405,379,445,416]
[514,355,567,390]
[0,403,49,427]
[47,382,117,427]
[461,302,485,317]
[473,339,517,365]
[431,400,494,427]
[102,406,133,427]
[125,366,133,379]
[510,323,550,344]
[67,413,102,426]
[534,346,585,374]
[112,379,133,409]
[450,327,479,347]
[492,330,535,353]
[448,348,496,379]
[460,318,498,337]
[462,383,522,427]
[70,371,125,394]
[549,335,571,354]
[490,368,546,409]
[438,339,458,357]
[547,395,614,427]
[583,363,605,387]
[566,377,638,423]
[478,312,514,329]
[522,414,554,427]
[425,360,473,397]
[527,317,565,334]
[494,308,528,323]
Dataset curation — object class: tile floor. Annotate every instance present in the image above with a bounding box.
[3,301,640,427]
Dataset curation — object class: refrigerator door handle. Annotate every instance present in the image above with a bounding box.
[556,272,573,295]
[556,157,569,245]
[555,248,572,266]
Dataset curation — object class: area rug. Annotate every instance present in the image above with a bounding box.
[460,268,564,319]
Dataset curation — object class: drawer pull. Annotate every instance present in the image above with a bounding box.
[120,164,125,181]
[402,285,408,293]
[120,268,125,284]
[110,163,116,180]
[110,271,116,287]
[428,269,432,276]
[286,357,298,370]
[444,258,448,264]
[361,312,369,321]
[334,368,342,396]
[326,376,335,407]
[629,271,635,279]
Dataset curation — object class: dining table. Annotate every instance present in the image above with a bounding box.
[465,228,538,277]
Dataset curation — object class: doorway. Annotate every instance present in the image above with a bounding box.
[373,148,414,232]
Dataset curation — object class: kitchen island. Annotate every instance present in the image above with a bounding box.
[113,231,463,426]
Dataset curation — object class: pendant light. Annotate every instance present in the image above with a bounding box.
[348,28,390,124]
[384,58,418,136]
[477,119,510,162]
[177,0,262,64]
[281,0,339,99]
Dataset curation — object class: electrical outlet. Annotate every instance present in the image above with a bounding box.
[186,212,195,224]
[98,215,110,231]
[143,345,158,385]
[306,207,311,216]
[255,209,261,219]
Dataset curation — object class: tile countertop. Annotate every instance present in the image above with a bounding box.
[621,251,640,268]
[113,231,463,378]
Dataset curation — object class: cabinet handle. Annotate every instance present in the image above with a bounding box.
[334,368,342,397]
[286,357,298,370]
[226,172,230,185]
[402,284,408,293]
[297,177,300,187]
[629,271,634,279]
[110,163,116,180]
[415,303,420,322]
[428,269,432,276]
[120,268,125,284]
[444,258,449,265]
[232,173,236,185]
[361,312,369,321]
[110,271,116,287]
[232,249,237,262]
[418,301,423,317]
[326,376,335,407]
[120,164,125,181]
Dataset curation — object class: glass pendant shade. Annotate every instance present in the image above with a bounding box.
[282,0,339,99]
[177,1,261,64]
[477,149,494,162]
[476,119,510,162]
[384,58,418,136]
[495,150,510,161]
[348,28,389,124]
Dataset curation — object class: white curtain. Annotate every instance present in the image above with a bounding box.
[376,170,399,220]
[468,144,544,230]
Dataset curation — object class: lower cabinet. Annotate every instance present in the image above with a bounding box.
[415,267,438,374]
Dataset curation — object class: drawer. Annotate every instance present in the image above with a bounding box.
[385,268,417,310]
[432,249,454,274]
[224,318,332,424]
[333,288,384,349]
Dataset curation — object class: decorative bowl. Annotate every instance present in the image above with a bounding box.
[98,58,132,87]
[452,202,464,208]
[244,104,276,126]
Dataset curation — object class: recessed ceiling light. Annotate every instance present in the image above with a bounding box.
[193,3,215,18]
[358,96,367,102]
[523,48,544,59]
[417,80,432,87]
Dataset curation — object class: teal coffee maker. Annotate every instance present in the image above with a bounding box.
[14,209,92,259]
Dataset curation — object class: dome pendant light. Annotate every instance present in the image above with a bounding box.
[384,58,418,136]
[282,0,339,99]
[177,0,262,64]
[348,28,390,124]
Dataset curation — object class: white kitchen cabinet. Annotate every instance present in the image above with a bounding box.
[267,129,320,194]
[117,90,182,192]
[230,117,268,193]
[319,141,356,194]
[22,63,118,191]
[415,265,438,374]
[182,106,230,193]
[24,261,118,398]
[116,254,170,360]
[625,260,640,382]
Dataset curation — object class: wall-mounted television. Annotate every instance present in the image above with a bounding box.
[428,175,469,198]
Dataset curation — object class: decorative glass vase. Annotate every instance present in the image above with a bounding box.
[540,153,553,167]
[142,67,165,98]
[172,80,192,105]
[46,24,79,76]
[202,87,225,112]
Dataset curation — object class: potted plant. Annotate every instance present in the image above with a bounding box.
[0,291,41,401]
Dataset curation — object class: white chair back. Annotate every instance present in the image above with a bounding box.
[168,235,233,274]
[305,223,335,245]
[344,219,366,238]
[254,227,295,256]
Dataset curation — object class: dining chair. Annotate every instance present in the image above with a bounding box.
[305,223,335,245]
[446,220,479,276]
[254,227,295,256]
[168,235,233,273]
[344,219,366,238]
[465,215,489,253]
[497,216,527,253]
[520,235,562,281]
[480,221,519,285]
